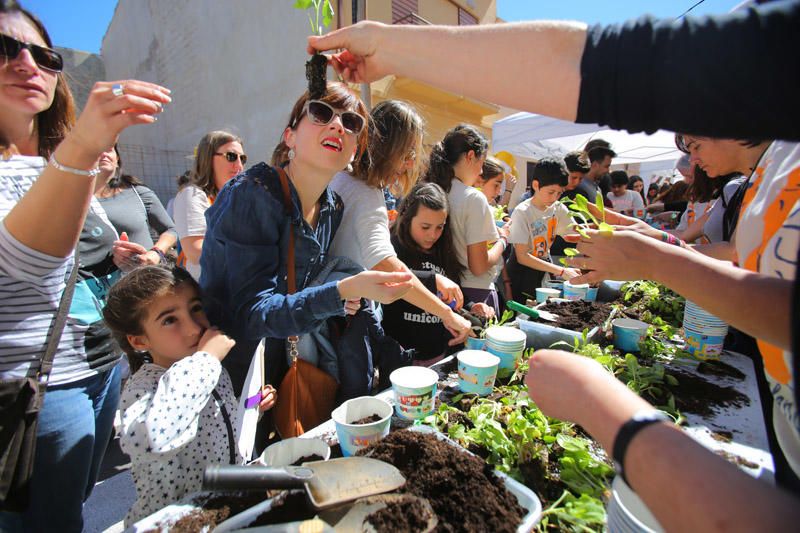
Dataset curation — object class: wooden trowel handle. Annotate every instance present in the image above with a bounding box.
[203,465,313,491]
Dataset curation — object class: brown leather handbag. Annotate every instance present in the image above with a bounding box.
[272,167,338,438]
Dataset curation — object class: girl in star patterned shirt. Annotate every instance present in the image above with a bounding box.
[102,266,276,525]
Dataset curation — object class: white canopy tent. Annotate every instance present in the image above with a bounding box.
[491,112,684,179]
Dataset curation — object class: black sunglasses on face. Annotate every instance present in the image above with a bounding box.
[215,151,247,165]
[214,152,247,165]
[303,100,365,135]
[0,33,63,73]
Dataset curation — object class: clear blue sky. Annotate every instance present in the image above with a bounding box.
[26,0,743,54]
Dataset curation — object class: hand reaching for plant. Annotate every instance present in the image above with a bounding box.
[567,230,668,285]
[442,311,471,346]
[307,21,387,84]
[469,302,495,319]
[560,267,582,280]
[337,270,413,304]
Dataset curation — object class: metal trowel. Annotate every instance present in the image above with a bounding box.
[203,457,405,510]
[322,494,437,533]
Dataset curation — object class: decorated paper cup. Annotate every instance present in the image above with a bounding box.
[584,287,599,302]
[457,350,500,396]
[464,336,486,351]
[258,437,331,467]
[535,287,560,304]
[485,326,526,377]
[331,396,392,457]
[563,281,589,301]
[389,366,438,420]
[683,327,726,360]
[612,318,649,353]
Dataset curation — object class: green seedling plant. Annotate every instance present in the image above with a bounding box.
[560,193,613,267]
[478,309,516,339]
[294,0,334,35]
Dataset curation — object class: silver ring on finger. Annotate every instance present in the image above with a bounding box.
[111,83,125,97]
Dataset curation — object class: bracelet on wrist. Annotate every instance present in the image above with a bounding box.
[48,153,101,178]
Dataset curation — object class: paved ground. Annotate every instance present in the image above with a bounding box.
[82,434,135,533]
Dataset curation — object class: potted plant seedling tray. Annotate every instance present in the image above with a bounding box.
[516,299,615,350]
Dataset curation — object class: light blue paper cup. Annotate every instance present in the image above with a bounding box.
[683,327,726,360]
[563,281,589,301]
[331,396,393,457]
[535,287,560,304]
[584,287,599,302]
[465,336,486,351]
[457,350,500,396]
[612,318,649,353]
[486,345,524,377]
[389,366,438,420]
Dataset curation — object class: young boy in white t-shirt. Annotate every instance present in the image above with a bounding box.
[606,170,645,216]
[507,158,580,299]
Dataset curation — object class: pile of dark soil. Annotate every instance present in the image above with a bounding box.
[357,429,525,532]
[537,300,613,331]
[250,491,313,526]
[651,369,750,418]
[367,498,435,532]
[697,360,745,380]
[156,492,267,532]
[352,413,383,424]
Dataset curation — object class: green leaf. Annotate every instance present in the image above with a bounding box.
[293,0,313,9]
[563,247,580,257]
[574,194,588,212]
[321,0,334,30]
[597,222,614,234]
[594,192,605,221]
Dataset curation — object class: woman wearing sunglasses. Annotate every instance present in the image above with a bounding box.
[0,1,170,531]
[173,130,245,279]
[329,99,470,349]
[200,82,413,393]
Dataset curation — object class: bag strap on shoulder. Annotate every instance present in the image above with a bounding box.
[38,249,80,386]
[276,166,300,355]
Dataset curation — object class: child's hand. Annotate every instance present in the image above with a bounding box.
[498,222,511,240]
[561,268,582,280]
[344,298,361,316]
[198,327,235,362]
[470,302,495,319]
[258,385,277,412]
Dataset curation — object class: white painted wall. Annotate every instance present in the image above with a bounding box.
[102,0,312,200]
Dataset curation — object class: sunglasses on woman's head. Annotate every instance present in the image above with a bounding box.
[215,151,247,165]
[302,100,365,135]
[0,34,63,73]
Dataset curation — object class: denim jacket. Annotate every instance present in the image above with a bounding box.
[200,163,346,390]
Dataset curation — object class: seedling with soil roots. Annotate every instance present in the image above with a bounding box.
[295,0,334,98]
[560,192,614,268]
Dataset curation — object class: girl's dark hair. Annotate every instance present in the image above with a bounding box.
[423,124,488,193]
[353,99,424,197]
[272,82,369,168]
[658,180,689,204]
[628,175,645,202]
[393,182,463,283]
[0,0,76,157]
[479,157,504,183]
[102,266,199,374]
[686,166,738,203]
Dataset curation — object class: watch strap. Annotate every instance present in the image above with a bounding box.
[612,410,670,485]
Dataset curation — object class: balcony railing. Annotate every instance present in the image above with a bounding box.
[393,12,432,26]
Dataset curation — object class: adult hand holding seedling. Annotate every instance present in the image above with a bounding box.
[567,230,670,285]
[307,21,387,84]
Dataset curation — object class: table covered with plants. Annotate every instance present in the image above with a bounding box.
[305,280,774,532]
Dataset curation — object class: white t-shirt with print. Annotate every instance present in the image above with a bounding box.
[329,171,395,269]
[735,140,800,477]
[606,190,644,214]
[173,185,210,279]
[447,179,500,290]
[508,199,573,260]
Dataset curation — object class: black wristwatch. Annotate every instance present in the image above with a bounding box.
[612,410,671,484]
